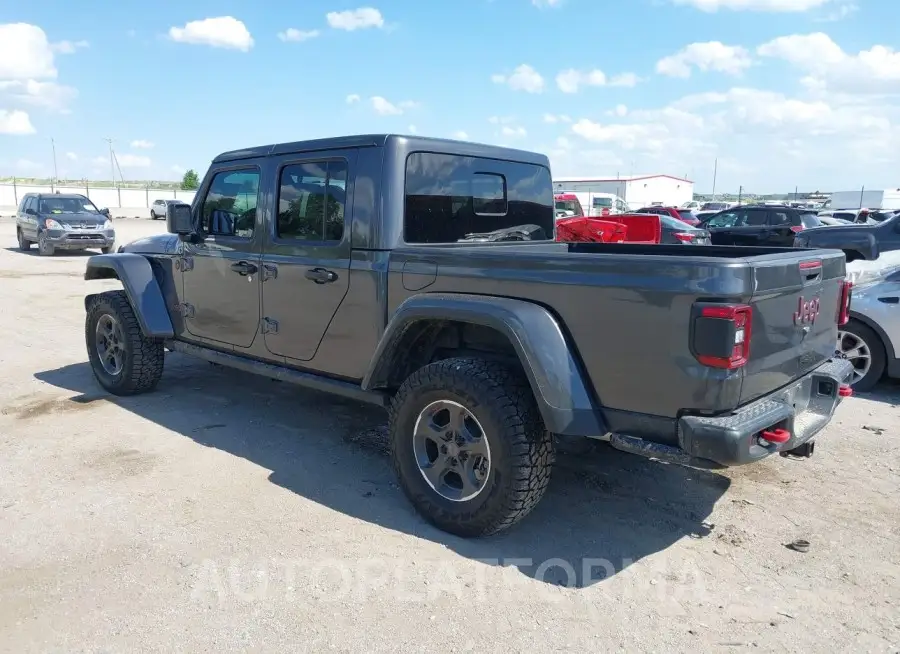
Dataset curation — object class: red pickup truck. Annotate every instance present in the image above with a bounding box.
[557,213,711,245]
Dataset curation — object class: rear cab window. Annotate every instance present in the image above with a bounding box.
[403,152,554,243]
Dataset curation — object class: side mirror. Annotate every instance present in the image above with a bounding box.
[99,207,110,216]
[25,208,36,215]
[167,203,194,237]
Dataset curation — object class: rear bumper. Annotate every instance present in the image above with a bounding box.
[677,357,854,466]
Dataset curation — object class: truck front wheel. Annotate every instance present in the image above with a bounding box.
[388,357,553,537]
[85,290,165,396]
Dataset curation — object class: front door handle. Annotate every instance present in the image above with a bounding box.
[230,261,258,276]
[304,267,337,284]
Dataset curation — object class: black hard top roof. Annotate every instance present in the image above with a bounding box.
[212,133,550,167]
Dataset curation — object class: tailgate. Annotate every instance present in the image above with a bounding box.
[740,250,847,406]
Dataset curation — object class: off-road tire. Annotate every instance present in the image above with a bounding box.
[389,357,553,537]
[85,290,165,396]
[37,232,54,256]
[16,228,31,251]
[841,319,886,392]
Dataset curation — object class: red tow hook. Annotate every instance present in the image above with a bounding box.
[838,384,853,397]
[760,428,792,445]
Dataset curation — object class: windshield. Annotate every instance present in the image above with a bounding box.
[39,197,100,214]
[555,200,580,214]
[800,214,822,228]
[592,197,613,208]
[702,202,727,210]
[659,215,696,230]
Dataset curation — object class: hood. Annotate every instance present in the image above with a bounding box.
[45,211,107,225]
[119,233,180,255]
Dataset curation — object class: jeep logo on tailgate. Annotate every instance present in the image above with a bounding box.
[793,296,820,325]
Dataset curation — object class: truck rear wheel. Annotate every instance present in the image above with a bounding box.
[85,290,165,396]
[388,357,553,537]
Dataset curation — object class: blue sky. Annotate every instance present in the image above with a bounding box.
[1,0,898,193]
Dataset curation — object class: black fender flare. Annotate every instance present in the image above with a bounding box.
[84,254,174,339]
[362,293,605,437]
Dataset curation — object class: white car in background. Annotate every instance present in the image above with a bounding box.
[839,255,900,390]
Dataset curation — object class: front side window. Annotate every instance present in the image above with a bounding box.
[201,169,260,238]
[276,160,347,242]
[404,152,553,243]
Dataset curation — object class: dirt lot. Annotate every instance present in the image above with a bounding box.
[0,218,898,653]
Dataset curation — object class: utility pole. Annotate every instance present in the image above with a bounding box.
[738,185,742,205]
[711,158,718,200]
[104,138,115,186]
[51,137,58,189]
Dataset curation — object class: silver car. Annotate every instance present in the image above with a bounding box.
[838,266,900,390]
[150,198,188,220]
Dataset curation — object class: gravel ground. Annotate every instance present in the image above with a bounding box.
[0,219,898,653]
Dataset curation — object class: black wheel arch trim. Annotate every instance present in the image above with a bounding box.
[848,310,899,377]
[84,254,174,339]
[362,293,605,437]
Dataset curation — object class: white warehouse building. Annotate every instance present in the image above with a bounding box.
[553,174,694,210]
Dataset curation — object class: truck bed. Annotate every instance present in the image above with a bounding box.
[388,242,847,444]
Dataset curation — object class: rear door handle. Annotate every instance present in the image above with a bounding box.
[304,267,337,284]
[230,261,258,276]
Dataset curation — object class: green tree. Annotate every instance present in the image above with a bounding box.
[181,169,200,190]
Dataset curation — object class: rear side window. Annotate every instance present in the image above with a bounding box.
[769,211,791,226]
[404,152,553,243]
[743,210,768,226]
[276,160,347,242]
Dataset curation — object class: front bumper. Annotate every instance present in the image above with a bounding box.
[45,229,115,250]
[677,357,854,466]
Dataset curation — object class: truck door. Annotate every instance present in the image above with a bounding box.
[729,208,769,245]
[260,152,354,362]
[181,166,263,348]
[766,209,799,246]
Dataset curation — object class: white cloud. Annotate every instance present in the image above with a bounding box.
[671,0,830,10]
[65,152,77,161]
[116,154,152,168]
[0,109,35,135]
[556,68,640,92]
[757,33,900,93]
[326,8,384,31]
[559,85,900,189]
[346,94,360,104]
[370,96,417,115]
[0,80,77,113]
[130,139,154,149]
[543,113,572,123]
[532,0,563,6]
[407,124,417,133]
[491,64,544,93]
[171,164,186,175]
[452,131,469,140]
[168,17,253,51]
[51,39,89,54]
[656,41,753,77]
[488,115,516,125]
[277,28,320,42]
[501,125,527,138]
[15,158,41,171]
[0,23,57,79]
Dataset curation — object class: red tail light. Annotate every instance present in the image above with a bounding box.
[601,208,610,216]
[691,304,753,369]
[673,232,695,242]
[790,226,804,234]
[837,280,852,325]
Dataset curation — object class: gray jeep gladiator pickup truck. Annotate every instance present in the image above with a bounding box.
[82,134,855,537]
